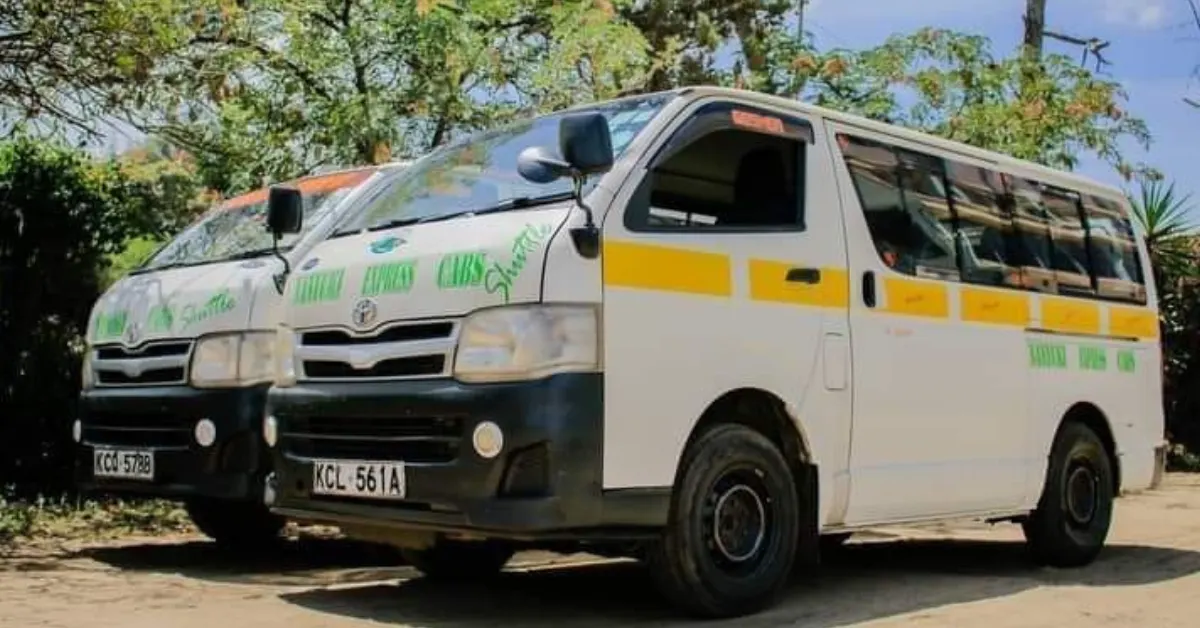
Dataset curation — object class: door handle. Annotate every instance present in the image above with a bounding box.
[786,267,821,284]
[862,270,877,308]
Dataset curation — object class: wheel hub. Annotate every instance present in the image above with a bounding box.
[1065,463,1099,526]
[711,483,767,563]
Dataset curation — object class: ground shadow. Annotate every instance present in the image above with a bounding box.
[281,538,1200,628]
[75,534,412,587]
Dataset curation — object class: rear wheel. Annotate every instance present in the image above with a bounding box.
[648,424,799,618]
[185,499,285,550]
[1022,421,1115,567]
[401,539,515,581]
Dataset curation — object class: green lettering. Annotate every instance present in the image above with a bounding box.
[1117,350,1137,374]
[437,253,486,288]
[361,261,416,297]
[1079,346,1107,372]
[293,270,345,305]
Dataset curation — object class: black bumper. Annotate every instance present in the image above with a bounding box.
[76,384,271,501]
[267,373,667,540]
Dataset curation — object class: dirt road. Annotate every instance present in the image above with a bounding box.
[2,474,1198,628]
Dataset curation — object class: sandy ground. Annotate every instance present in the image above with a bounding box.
[1,474,1198,628]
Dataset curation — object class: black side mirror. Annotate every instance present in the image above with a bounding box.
[267,186,303,237]
[559,112,614,175]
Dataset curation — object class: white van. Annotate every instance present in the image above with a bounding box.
[76,162,408,547]
[261,87,1165,617]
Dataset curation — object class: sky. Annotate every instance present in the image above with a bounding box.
[803,0,1200,217]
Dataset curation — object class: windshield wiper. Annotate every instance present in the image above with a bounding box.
[222,247,288,261]
[363,191,575,233]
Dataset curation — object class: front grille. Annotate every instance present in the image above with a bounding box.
[92,340,192,388]
[83,412,192,449]
[281,415,463,464]
[95,367,186,386]
[295,319,458,382]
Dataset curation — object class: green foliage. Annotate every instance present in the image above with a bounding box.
[142,0,656,193]
[0,135,194,496]
[736,28,1155,179]
[0,495,192,546]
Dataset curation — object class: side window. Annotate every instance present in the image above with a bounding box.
[1082,194,1148,304]
[1003,176,1056,294]
[944,160,1021,288]
[1041,186,1095,298]
[838,134,959,281]
[625,102,809,231]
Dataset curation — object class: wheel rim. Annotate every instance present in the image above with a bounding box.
[703,467,773,574]
[1064,460,1100,528]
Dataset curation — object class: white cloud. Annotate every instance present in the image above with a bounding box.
[1101,0,1168,29]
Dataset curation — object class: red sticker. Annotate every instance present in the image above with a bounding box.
[731,110,785,135]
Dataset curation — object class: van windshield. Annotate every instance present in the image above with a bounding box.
[140,169,380,273]
[338,92,677,234]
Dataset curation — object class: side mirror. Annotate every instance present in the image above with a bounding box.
[267,186,303,237]
[559,112,613,176]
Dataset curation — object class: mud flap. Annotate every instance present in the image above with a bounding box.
[794,463,821,570]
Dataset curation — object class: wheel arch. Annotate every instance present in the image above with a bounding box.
[1055,401,1121,495]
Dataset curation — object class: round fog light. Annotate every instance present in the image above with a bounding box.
[263,415,278,448]
[71,419,82,444]
[194,419,217,448]
[472,421,504,459]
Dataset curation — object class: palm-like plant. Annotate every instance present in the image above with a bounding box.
[1127,178,1197,280]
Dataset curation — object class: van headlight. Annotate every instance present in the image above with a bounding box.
[190,332,277,388]
[452,304,599,383]
[274,326,298,388]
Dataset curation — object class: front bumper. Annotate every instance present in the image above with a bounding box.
[76,384,271,501]
[268,373,664,540]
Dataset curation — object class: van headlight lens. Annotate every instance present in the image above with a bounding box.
[453,304,599,383]
[274,326,298,388]
[190,332,277,388]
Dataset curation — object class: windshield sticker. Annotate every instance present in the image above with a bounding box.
[361,260,417,297]
[483,223,553,303]
[369,235,407,255]
[437,252,488,289]
[94,311,128,341]
[181,290,237,328]
[293,269,346,305]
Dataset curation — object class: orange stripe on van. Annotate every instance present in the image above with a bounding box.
[602,240,732,297]
[1108,305,1159,339]
[747,260,849,308]
[1040,297,1101,335]
[960,287,1030,327]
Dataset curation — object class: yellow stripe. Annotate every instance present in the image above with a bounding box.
[1040,297,1101,335]
[1109,305,1159,339]
[960,287,1030,327]
[747,260,849,308]
[602,240,732,297]
[883,278,950,319]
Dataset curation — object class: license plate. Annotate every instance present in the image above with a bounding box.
[93,447,154,481]
[311,460,406,500]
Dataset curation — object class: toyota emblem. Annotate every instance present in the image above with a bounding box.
[351,298,378,328]
[123,322,142,347]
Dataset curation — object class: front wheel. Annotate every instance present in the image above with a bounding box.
[648,424,800,618]
[401,540,515,581]
[1022,421,1115,567]
[185,498,286,550]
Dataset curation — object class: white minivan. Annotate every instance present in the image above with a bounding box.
[261,87,1164,617]
[76,163,407,547]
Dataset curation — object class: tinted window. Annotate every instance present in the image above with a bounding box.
[944,160,1019,288]
[627,103,807,230]
[1082,194,1148,303]
[839,135,958,280]
[1041,187,1094,297]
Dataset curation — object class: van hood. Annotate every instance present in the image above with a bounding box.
[284,208,567,330]
[87,258,274,346]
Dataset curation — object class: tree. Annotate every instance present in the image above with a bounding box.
[139,0,656,194]
[753,29,1154,179]
[0,0,188,138]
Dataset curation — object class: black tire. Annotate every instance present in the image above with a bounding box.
[1022,421,1115,567]
[185,498,286,550]
[648,424,800,618]
[401,540,514,581]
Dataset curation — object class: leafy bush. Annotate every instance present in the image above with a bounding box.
[0,495,192,546]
